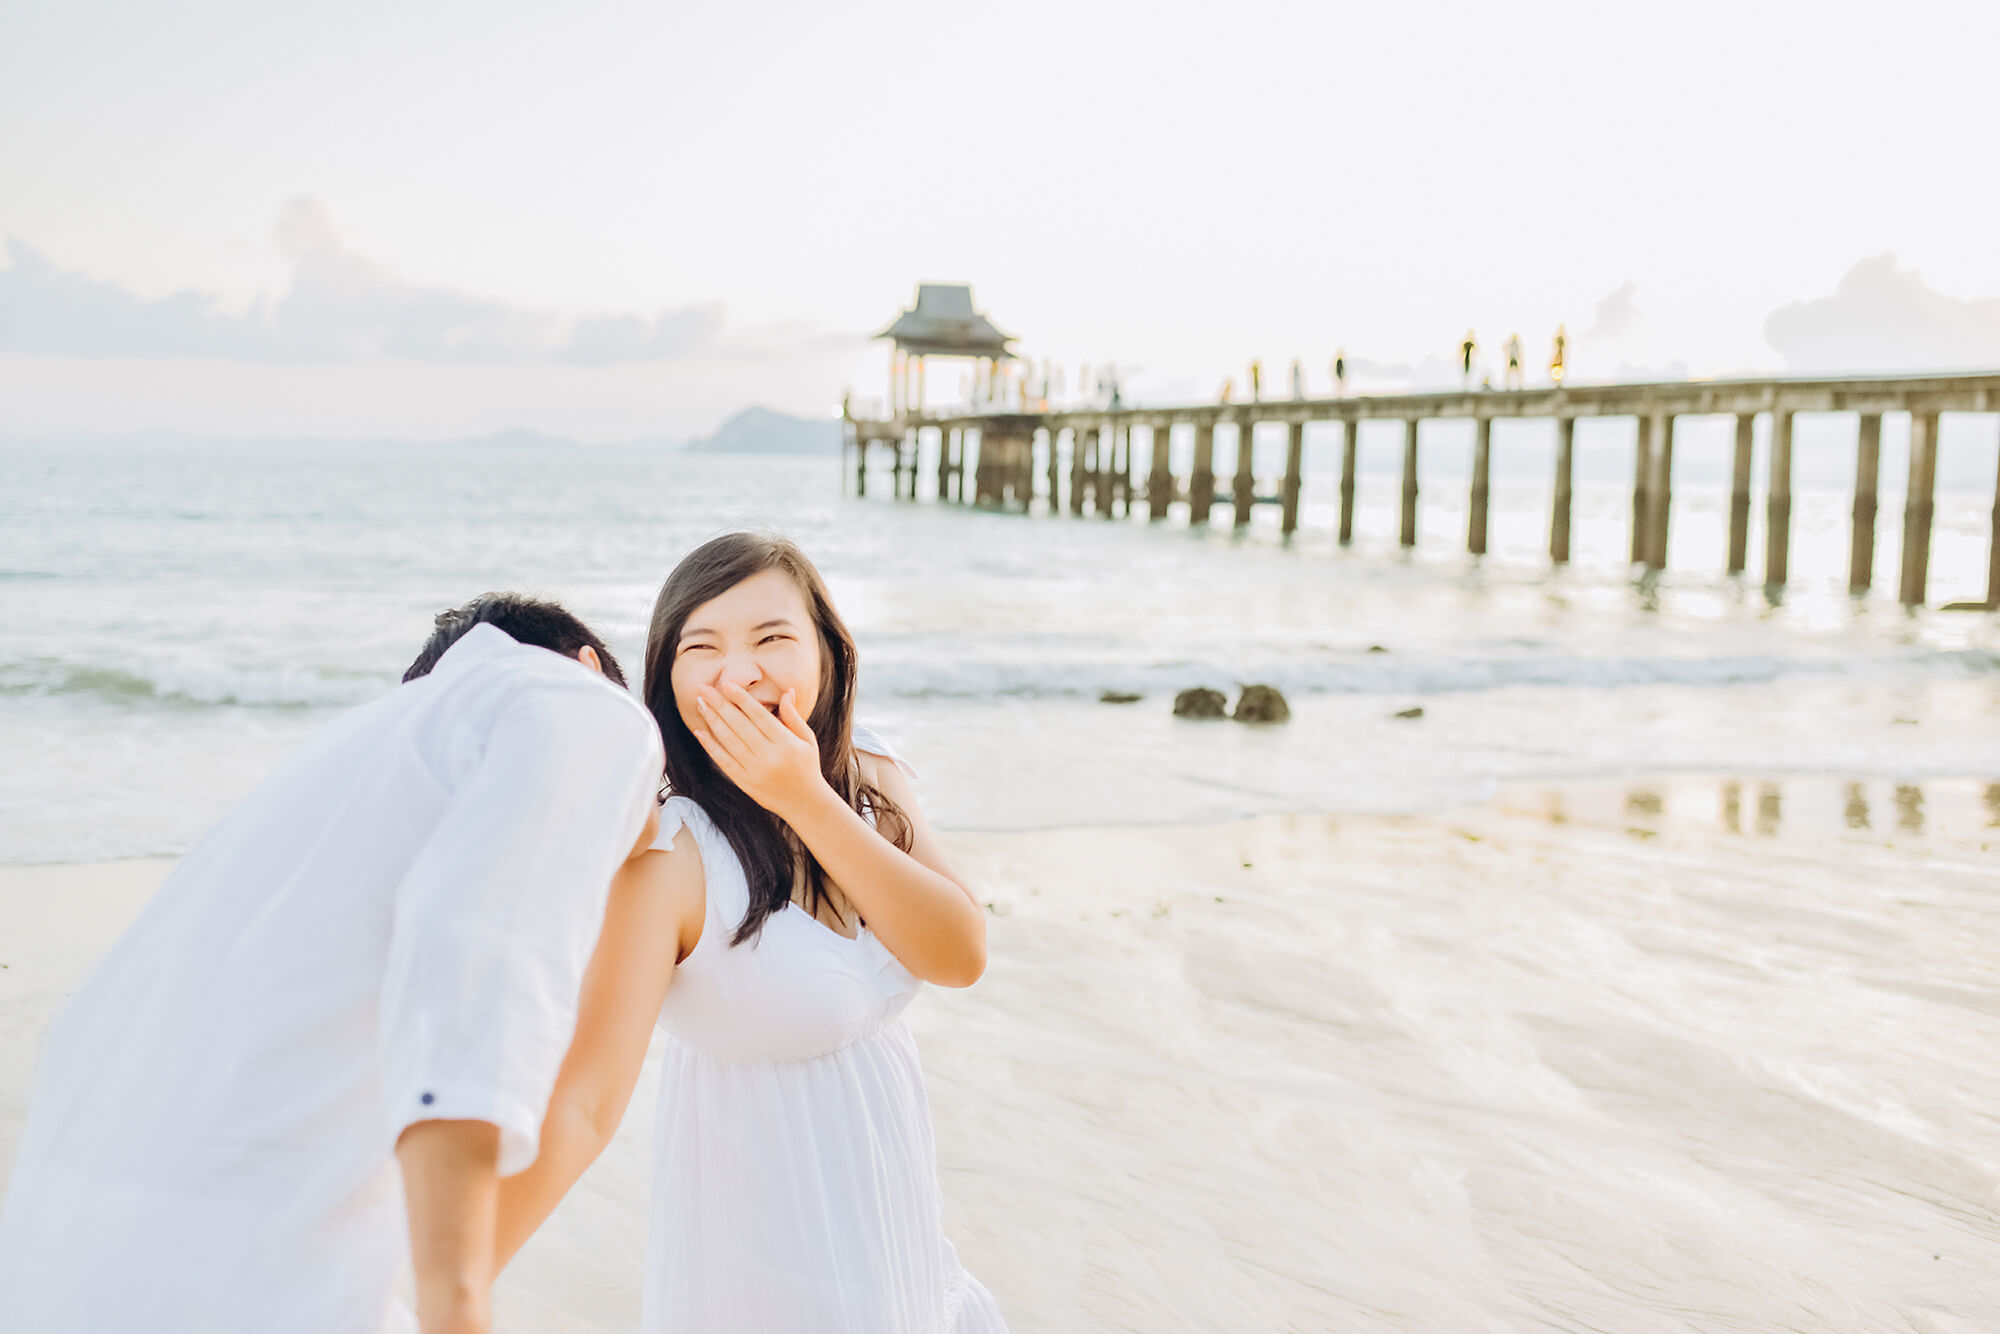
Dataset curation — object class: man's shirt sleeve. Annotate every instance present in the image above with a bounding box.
[378,680,661,1176]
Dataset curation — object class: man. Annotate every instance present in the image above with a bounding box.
[0,594,663,1334]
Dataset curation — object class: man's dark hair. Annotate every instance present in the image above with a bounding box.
[402,593,627,687]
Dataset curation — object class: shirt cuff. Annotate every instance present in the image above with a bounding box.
[388,1079,543,1178]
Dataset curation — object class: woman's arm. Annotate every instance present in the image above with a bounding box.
[692,685,986,987]
[832,749,986,980]
[492,829,704,1271]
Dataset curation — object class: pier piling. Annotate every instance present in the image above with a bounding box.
[1190,421,1217,524]
[1765,408,1795,591]
[1850,413,1881,593]
[1338,421,1357,546]
[1106,426,1124,518]
[1234,418,1257,528]
[1644,411,1675,570]
[1630,415,1654,566]
[1281,420,1305,537]
[1900,411,1939,606]
[1011,429,1034,509]
[1045,428,1061,514]
[1987,435,2000,608]
[1096,426,1110,515]
[1469,416,1492,555]
[1119,428,1136,516]
[1399,419,1419,548]
[1148,424,1173,520]
[1099,425,1113,517]
[1070,429,1090,517]
[1727,414,1755,575]
[1551,417,1574,565]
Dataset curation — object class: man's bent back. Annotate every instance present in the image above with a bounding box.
[0,619,661,1334]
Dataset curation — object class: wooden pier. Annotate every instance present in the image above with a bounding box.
[844,371,2000,609]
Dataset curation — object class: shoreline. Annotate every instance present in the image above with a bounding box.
[7,763,1992,865]
[3,779,1998,1330]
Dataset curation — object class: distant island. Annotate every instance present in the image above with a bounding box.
[685,406,841,455]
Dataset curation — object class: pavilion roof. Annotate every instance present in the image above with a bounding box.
[875,284,1016,358]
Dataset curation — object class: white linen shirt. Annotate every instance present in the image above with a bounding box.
[0,623,662,1334]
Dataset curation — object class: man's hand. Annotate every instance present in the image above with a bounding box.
[396,1119,500,1334]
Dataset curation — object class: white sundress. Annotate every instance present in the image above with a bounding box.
[640,731,1007,1334]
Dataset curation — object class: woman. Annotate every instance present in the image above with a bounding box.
[493,532,1006,1333]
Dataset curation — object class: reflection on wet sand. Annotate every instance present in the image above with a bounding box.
[1524,775,2000,846]
[1623,788,1662,840]
[1896,784,1925,834]
[1756,782,1782,837]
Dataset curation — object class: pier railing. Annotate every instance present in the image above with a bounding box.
[842,371,2000,609]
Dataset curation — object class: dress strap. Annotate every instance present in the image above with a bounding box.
[650,794,690,852]
[851,722,917,780]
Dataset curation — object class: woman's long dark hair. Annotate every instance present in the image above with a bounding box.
[642,532,912,946]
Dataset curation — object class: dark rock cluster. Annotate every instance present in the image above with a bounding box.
[1172,685,1291,723]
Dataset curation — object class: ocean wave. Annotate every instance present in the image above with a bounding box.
[0,657,388,709]
[860,647,2000,701]
[3,646,1993,712]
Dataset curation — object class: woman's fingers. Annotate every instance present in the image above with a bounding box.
[721,682,790,744]
[776,689,815,743]
[693,692,757,764]
[698,686,765,751]
[725,688,783,750]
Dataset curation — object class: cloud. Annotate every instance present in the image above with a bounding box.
[1584,281,1640,340]
[0,239,272,359]
[1765,253,2000,372]
[0,199,731,365]
[563,307,726,364]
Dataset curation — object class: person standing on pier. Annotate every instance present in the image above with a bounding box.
[1460,330,1477,386]
[1549,326,1568,385]
[1333,349,1348,396]
[1504,333,1524,389]
[1249,359,1263,402]
[1291,359,1305,400]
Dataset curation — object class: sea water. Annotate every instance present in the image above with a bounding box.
[1,433,1995,864]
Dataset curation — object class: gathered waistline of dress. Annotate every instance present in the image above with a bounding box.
[656,1012,916,1068]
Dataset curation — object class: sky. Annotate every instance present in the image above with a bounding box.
[3,0,2000,440]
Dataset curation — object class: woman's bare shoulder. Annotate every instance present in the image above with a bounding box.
[619,819,706,959]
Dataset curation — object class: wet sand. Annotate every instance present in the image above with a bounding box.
[3,777,1997,1331]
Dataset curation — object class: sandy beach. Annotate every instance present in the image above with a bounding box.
[4,775,1995,1332]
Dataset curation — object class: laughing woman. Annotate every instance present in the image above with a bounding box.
[492,532,1006,1334]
